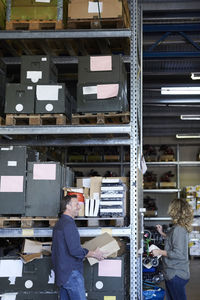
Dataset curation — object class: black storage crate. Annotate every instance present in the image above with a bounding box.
[5,84,35,114]
[77,55,128,113]
[35,84,72,120]
[25,162,61,217]
[0,146,27,215]
[20,55,57,85]
[84,255,129,299]
[0,256,57,293]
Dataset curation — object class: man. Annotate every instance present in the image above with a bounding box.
[52,195,105,300]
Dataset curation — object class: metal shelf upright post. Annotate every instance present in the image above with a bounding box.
[130,0,143,299]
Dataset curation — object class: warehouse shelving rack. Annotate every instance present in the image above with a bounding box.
[144,143,200,223]
[0,1,142,299]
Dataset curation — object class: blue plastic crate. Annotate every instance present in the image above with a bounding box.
[143,287,165,299]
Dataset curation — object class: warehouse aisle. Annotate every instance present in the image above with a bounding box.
[187,259,200,300]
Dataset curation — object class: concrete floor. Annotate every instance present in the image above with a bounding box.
[186,258,200,300]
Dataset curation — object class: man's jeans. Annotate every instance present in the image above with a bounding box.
[60,270,86,300]
[165,275,189,300]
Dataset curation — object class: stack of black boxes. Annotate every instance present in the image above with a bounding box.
[5,55,72,120]
[0,146,67,217]
[77,55,128,113]
[0,256,58,299]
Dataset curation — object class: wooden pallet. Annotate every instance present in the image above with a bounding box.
[72,112,130,125]
[159,182,176,189]
[0,116,4,125]
[0,217,58,228]
[6,20,64,30]
[159,155,175,162]
[67,17,128,29]
[75,217,125,227]
[145,156,157,162]
[5,114,68,126]
[144,182,157,189]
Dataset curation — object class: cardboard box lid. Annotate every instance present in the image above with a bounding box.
[22,239,52,254]
[82,232,120,265]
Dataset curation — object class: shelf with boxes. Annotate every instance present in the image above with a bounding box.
[0,235,130,299]
[0,1,142,298]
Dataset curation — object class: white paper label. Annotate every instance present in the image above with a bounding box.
[41,57,47,61]
[27,86,33,90]
[26,71,42,83]
[8,161,17,167]
[82,178,91,188]
[36,85,62,101]
[35,0,50,3]
[0,293,18,300]
[83,86,97,95]
[88,1,103,13]
[15,104,23,112]
[0,260,23,277]
[8,277,16,285]
[48,270,55,284]
[1,147,13,151]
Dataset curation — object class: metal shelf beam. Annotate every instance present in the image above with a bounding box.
[0,227,131,238]
[0,29,131,40]
[0,125,131,135]
[3,55,131,65]
[143,189,180,193]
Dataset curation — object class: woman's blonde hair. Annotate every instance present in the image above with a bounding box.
[168,198,193,232]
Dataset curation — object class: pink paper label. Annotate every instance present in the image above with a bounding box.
[33,164,56,180]
[0,176,24,192]
[97,84,119,99]
[90,56,112,71]
[98,259,122,277]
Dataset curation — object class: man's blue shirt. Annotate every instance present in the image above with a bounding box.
[52,214,89,287]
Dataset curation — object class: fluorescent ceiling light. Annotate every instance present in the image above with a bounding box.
[161,87,200,95]
[180,115,200,120]
[191,73,200,80]
[176,133,200,139]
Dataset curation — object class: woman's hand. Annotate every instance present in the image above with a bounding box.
[156,224,166,237]
[152,248,167,257]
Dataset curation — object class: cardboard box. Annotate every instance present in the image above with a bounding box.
[22,239,52,254]
[77,176,129,216]
[68,0,129,23]
[82,232,120,265]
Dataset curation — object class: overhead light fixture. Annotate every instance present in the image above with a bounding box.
[191,73,200,80]
[180,115,200,120]
[176,133,200,139]
[161,87,200,95]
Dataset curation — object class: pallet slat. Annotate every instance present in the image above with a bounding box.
[0,217,58,228]
[72,112,130,125]
[5,114,68,126]
[6,20,63,30]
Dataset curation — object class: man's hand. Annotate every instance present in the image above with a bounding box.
[87,247,107,261]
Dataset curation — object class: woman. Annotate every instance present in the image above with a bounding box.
[152,198,193,300]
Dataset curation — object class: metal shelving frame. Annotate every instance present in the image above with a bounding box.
[144,143,200,222]
[0,1,142,299]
